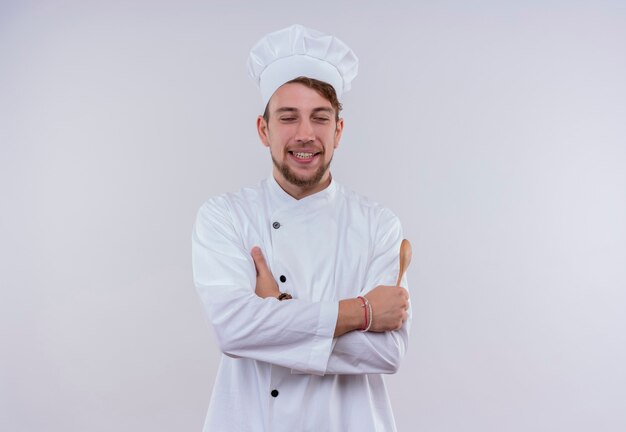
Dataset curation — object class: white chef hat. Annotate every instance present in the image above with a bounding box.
[247,24,359,106]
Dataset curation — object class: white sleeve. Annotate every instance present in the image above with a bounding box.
[315,208,411,375]
[192,198,338,375]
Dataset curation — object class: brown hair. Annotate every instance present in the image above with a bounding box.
[262,76,343,122]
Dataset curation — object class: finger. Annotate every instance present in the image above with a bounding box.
[401,287,410,301]
[251,246,270,276]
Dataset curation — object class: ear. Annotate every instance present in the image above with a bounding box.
[333,117,344,149]
[257,115,270,148]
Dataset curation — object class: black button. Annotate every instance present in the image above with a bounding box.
[271,389,279,397]
[272,222,281,229]
[279,275,286,283]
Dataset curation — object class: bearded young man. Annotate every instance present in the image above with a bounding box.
[192,24,411,432]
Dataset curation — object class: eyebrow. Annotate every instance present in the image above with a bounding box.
[312,107,334,115]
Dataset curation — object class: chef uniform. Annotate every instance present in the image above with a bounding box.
[192,25,411,432]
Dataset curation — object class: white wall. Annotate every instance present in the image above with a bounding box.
[1,0,625,430]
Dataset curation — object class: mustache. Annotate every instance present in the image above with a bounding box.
[286,144,324,153]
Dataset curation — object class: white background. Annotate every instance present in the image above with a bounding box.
[1,0,625,431]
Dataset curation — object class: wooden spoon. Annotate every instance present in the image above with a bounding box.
[395,239,412,287]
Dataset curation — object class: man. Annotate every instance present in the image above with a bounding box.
[192,24,410,431]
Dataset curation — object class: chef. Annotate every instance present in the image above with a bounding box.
[192,24,411,431]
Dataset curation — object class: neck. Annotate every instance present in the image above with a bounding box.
[273,170,332,200]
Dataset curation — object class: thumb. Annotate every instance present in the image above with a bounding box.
[251,246,271,276]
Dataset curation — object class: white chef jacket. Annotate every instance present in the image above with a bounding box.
[192,175,410,432]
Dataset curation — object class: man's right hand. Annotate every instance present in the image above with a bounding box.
[364,285,410,332]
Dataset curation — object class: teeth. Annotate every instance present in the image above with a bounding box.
[293,152,315,159]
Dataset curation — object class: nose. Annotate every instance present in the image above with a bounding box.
[295,118,315,144]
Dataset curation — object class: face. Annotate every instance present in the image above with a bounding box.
[257,82,344,199]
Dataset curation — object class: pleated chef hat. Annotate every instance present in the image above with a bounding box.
[247,24,359,106]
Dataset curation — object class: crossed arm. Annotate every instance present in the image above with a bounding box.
[251,246,409,337]
[192,198,411,375]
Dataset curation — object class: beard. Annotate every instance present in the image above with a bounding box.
[271,153,333,189]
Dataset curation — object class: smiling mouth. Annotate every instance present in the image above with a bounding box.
[289,151,321,160]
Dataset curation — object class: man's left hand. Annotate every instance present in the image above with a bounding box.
[251,246,280,299]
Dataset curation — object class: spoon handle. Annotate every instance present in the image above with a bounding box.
[395,268,405,287]
[396,239,412,287]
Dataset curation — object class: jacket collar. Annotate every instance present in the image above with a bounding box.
[266,173,337,210]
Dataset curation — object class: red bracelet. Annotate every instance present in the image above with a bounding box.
[357,296,368,331]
